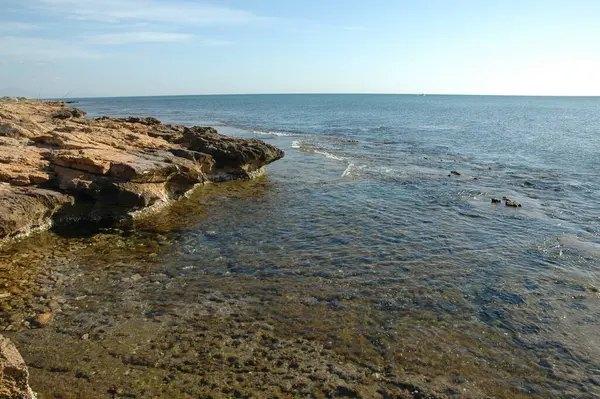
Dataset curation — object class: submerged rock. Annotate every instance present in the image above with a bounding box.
[30,313,53,328]
[0,99,284,240]
[504,198,522,207]
[491,198,501,204]
[0,335,36,398]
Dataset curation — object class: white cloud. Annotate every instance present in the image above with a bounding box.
[0,36,106,60]
[88,31,193,45]
[0,22,39,31]
[36,0,261,25]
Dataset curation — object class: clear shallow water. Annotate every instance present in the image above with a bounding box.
[4,94,600,397]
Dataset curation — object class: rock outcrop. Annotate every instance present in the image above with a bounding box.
[0,99,284,240]
[0,335,36,398]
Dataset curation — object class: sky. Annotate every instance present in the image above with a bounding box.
[0,0,599,97]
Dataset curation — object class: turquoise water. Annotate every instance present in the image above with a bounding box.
[60,94,600,396]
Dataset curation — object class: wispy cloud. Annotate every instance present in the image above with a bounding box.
[0,22,39,31]
[0,36,106,60]
[88,31,193,45]
[35,0,261,25]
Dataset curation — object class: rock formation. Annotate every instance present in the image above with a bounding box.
[0,335,36,398]
[0,99,284,241]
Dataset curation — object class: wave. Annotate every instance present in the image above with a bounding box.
[251,129,295,137]
[342,162,367,178]
[313,150,345,161]
[292,140,346,161]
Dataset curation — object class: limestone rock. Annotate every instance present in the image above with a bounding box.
[0,335,36,398]
[0,185,73,239]
[181,126,284,177]
[0,99,284,240]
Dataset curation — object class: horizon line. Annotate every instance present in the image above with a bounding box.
[42,92,600,100]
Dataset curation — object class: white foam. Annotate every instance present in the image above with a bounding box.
[252,129,293,137]
[313,149,345,161]
[342,162,367,178]
[292,140,345,161]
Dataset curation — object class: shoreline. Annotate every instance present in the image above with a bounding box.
[0,98,284,398]
[0,98,284,244]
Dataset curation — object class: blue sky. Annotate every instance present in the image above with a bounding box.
[1,0,599,97]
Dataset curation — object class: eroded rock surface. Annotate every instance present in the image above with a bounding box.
[0,99,284,240]
[0,334,36,399]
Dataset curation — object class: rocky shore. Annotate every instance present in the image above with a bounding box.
[0,98,283,397]
[0,334,35,398]
[0,99,284,241]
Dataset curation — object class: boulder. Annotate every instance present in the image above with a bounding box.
[181,126,284,176]
[0,185,73,240]
[0,335,36,399]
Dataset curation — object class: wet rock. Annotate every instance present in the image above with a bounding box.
[504,198,522,207]
[47,300,61,312]
[0,185,74,240]
[180,126,284,178]
[0,335,36,398]
[491,198,501,204]
[450,170,461,176]
[31,313,53,328]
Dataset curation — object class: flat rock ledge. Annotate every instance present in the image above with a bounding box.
[0,99,284,241]
[0,334,36,398]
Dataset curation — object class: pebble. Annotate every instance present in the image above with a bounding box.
[48,300,61,312]
[0,293,11,299]
[130,274,143,282]
[32,313,53,328]
[81,333,90,340]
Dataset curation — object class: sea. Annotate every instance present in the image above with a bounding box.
[7,94,600,397]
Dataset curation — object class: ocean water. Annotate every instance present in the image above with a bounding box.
[7,94,600,397]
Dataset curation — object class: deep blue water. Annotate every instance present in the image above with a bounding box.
[71,94,600,396]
